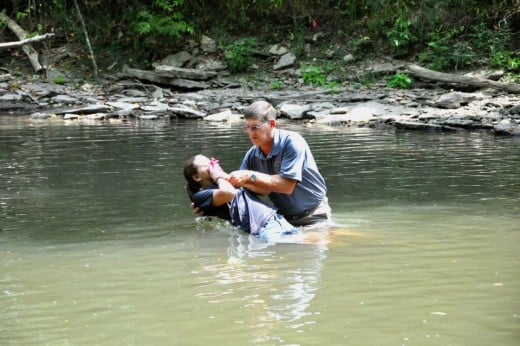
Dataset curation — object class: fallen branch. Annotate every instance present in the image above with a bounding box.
[0,33,55,49]
[0,12,45,73]
[404,63,520,94]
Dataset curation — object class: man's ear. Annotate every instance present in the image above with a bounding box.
[269,119,276,128]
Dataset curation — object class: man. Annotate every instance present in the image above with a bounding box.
[227,100,331,226]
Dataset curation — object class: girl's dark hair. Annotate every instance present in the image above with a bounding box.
[183,156,200,201]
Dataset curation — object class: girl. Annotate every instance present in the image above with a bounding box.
[183,154,303,243]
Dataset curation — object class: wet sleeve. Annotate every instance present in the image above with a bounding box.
[192,189,215,213]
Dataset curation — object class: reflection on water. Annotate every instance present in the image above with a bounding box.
[1,117,519,345]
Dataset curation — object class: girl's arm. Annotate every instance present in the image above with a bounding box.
[212,177,236,206]
[208,158,235,206]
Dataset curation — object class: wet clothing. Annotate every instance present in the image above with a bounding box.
[240,129,331,226]
[192,185,298,240]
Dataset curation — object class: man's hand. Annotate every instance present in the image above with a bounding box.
[228,170,251,187]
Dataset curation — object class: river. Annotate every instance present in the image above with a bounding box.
[1,116,519,345]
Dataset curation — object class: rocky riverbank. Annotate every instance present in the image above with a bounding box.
[1,34,519,135]
[1,73,519,136]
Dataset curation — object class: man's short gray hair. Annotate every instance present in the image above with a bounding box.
[244,100,278,121]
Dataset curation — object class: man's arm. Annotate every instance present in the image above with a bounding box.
[228,170,297,195]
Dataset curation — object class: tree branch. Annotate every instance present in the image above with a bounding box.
[0,12,46,73]
[0,33,55,49]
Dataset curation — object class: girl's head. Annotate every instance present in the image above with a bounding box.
[183,154,212,200]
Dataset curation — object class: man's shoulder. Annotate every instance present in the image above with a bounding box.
[277,128,306,145]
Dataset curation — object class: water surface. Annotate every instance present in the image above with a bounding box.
[1,116,518,345]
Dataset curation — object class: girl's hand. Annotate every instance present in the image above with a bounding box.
[208,157,229,182]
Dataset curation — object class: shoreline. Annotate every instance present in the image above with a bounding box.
[0,73,519,136]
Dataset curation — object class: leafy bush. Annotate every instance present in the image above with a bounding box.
[270,80,284,90]
[223,37,257,73]
[386,72,413,88]
[53,75,67,85]
[419,27,477,70]
[300,64,326,86]
[492,51,520,71]
[387,17,416,54]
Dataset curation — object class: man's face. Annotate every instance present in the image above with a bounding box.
[245,119,274,147]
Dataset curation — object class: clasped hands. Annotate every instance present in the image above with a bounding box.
[192,159,252,216]
[208,158,251,187]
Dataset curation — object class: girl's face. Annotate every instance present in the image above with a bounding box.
[193,155,212,188]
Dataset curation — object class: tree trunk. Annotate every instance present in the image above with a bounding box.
[0,12,45,73]
[72,0,98,78]
[404,63,520,94]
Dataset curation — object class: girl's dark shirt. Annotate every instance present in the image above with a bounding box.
[192,185,277,234]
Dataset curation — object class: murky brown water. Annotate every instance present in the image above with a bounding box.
[1,117,519,345]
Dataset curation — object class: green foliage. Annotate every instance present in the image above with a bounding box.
[300,64,326,86]
[492,51,520,71]
[418,26,477,70]
[53,75,66,85]
[299,64,340,90]
[2,0,517,78]
[15,8,30,21]
[387,17,416,54]
[223,37,257,73]
[418,19,516,72]
[133,0,193,39]
[270,80,284,90]
[351,35,372,54]
[386,73,413,89]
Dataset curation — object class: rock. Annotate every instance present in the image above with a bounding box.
[204,109,242,123]
[155,51,192,67]
[55,104,111,115]
[169,104,206,119]
[434,92,483,109]
[0,74,11,82]
[269,44,289,56]
[136,114,159,120]
[325,49,335,58]
[63,113,79,120]
[107,101,140,111]
[273,53,296,70]
[155,65,217,81]
[310,102,336,112]
[506,104,520,115]
[494,120,520,136]
[30,112,50,119]
[330,106,349,114]
[394,121,443,131]
[50,95,80,104]
[442,117,475,128]
[141,101,169,113]
[200,35,217,53]
[122,89,147,97]
[343,54,355,63]
[85,113,107,120]
[194,58,227,71]
[278,103,310,120]
[0,93,22,101]
[312,32,326,42]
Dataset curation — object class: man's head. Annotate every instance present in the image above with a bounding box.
[243,101,277,152]
[244,100,278,122]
